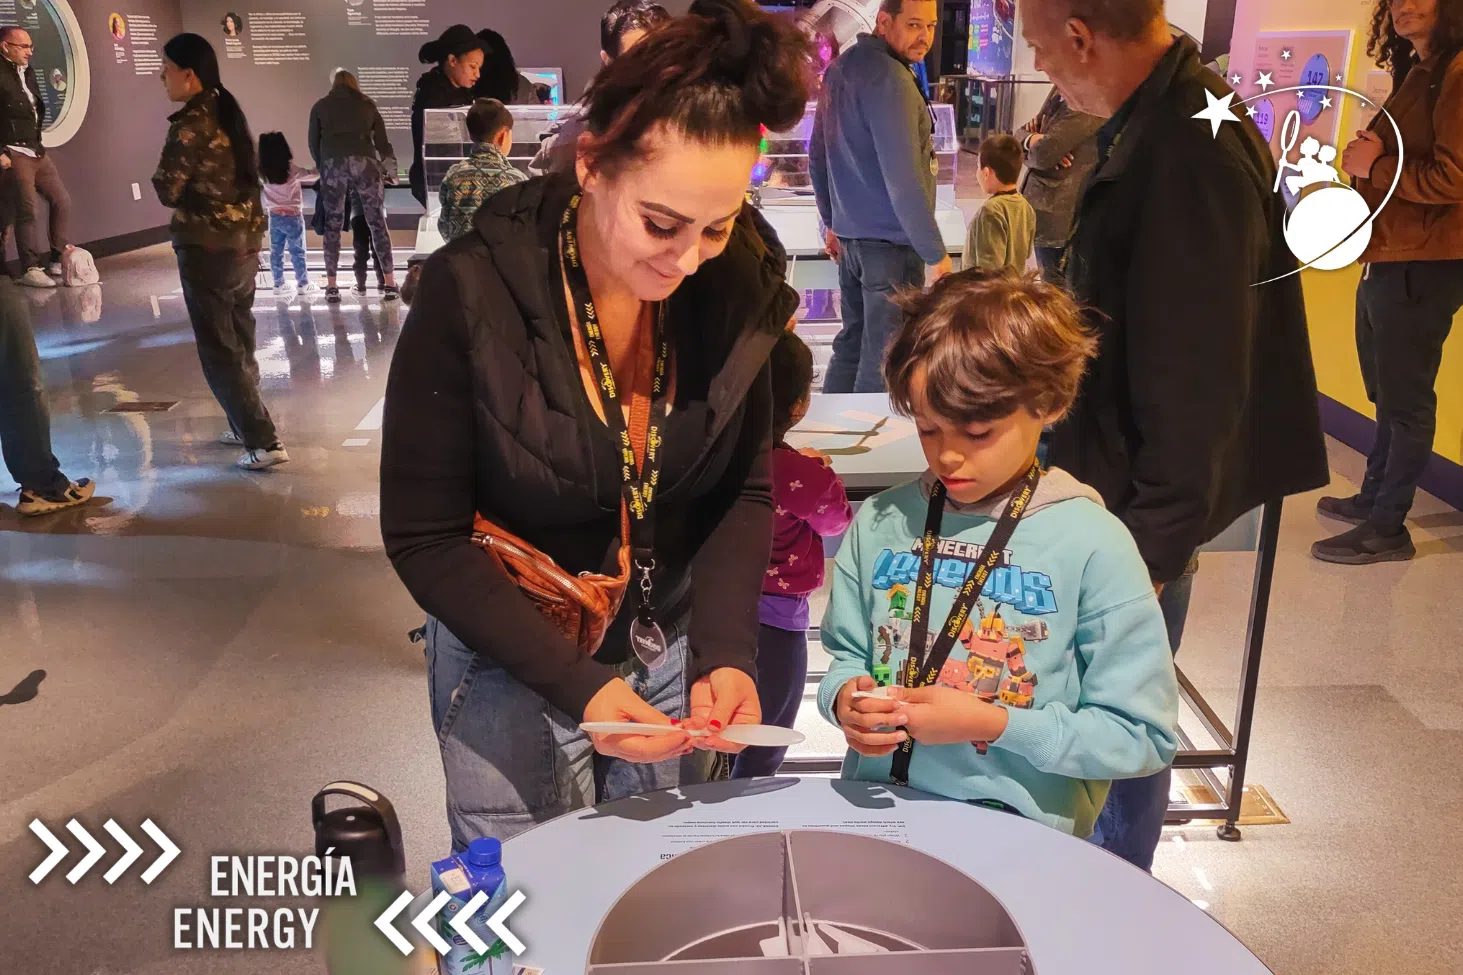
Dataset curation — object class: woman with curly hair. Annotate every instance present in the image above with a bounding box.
[1315,0,1463,564]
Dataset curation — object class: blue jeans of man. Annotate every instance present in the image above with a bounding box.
[1089,555,1197,871]
[0,277,67,494]
[268,213,310,290]
[823,238,925,394]
[424,616,707,851]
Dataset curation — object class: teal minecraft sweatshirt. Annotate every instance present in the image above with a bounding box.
[817,468,1180,837]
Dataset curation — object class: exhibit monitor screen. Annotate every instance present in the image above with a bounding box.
[519,67,564,106]
[967,0,1014,79]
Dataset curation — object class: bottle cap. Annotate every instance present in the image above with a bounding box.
[467,837,502,868]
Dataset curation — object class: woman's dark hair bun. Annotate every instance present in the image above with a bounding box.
[417,40,440,64]
[583,0,812,171]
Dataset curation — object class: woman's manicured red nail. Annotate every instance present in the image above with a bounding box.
[709,720,723,731]
[671,718,681,726]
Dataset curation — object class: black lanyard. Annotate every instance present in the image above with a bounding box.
[560,193,672,666]
[890,461,1042,786]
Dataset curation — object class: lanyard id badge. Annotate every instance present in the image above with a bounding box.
[889,461,1042,787]
[560,194,672,669]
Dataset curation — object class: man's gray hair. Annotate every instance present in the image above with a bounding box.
[1061,0,1166,42]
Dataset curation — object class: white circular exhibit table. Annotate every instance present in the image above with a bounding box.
[498,777,1271,975]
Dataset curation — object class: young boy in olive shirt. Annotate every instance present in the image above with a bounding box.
[966,134,1035,274]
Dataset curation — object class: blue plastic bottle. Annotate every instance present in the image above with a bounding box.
[431,838,509,975]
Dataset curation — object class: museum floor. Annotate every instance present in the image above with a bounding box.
[3,245,1461,974]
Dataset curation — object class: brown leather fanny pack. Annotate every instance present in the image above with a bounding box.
[469,505,631,656]
[468,267,655,657]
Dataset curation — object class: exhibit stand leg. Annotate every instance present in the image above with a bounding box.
[1167,500,1281,841]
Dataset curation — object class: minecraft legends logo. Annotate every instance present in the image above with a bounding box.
[871,539,1058,616]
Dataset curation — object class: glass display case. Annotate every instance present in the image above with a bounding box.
[420,104,576,203]
[415,102,966,268]
[755,100,961,208]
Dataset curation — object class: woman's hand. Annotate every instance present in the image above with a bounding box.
[887,685,1009,745]
[687,668,761,753]
[583,677,692,763]
[834,676,909,757]
[1342,130,1385,180]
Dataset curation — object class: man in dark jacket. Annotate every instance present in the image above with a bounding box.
[1018,0,1329,870]
[0,27,72,289]
[1017,87,1103,283]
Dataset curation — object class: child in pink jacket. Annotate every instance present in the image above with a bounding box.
[733,331,854,778]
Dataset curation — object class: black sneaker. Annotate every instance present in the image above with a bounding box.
[325,286,342,304]
[382,285,400,302]
[1316,494,1373,524]
[1311,523,1415,565]
[18,478,96,516]
[351,282,368,297]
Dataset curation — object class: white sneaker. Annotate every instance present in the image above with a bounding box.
[237,444,289,471]
[300,281,322,297]
[218,430,244,446]
[19,267,57,288]
[273,285,297,301]
[46,262,63,278]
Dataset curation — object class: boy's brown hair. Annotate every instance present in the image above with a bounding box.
[884,269,1096,424]
[977,133,1023,186]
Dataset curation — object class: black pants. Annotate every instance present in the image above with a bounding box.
[1355,260,1463,530]
[1034,245,1066,285]
[176,245,278,449]
[351,194,385,287]
[731,624,808,779]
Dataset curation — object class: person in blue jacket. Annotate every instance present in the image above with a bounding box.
[820,269,1179,839]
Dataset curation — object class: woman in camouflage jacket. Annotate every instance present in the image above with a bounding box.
[154,33,286,472]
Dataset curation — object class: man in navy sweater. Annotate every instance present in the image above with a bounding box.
[811,0,950,394]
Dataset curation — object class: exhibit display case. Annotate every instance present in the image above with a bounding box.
[413,102,968,282]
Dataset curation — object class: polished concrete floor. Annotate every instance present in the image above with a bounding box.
[3,246,1462,973]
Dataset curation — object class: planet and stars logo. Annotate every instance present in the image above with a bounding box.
[1192,65,1403,285]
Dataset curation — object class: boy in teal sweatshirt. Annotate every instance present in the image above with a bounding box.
[818,270,1179,838]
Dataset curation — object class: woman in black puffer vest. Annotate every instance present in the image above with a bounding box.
[382,0,812,850]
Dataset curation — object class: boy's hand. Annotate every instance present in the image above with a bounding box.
[888,686,1009,746]
[835,676,908,757]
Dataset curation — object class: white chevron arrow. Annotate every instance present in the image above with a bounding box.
[374,889,416,956]
[449,890,492,955]
[66,820,105,883]
[487,890,526,955]
[28,820,68,884]
[412,891,454,956]
[103,819,143,884]
[140,819,179,883]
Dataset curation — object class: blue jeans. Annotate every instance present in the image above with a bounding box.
[732,624,807,779]
[0,277,66,494]
[823,239,926,394]
[268,213,309,290]
[424,616,705,851]
[1089,554,1197,870]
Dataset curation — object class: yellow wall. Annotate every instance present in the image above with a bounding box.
[1230,0,1463,464]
